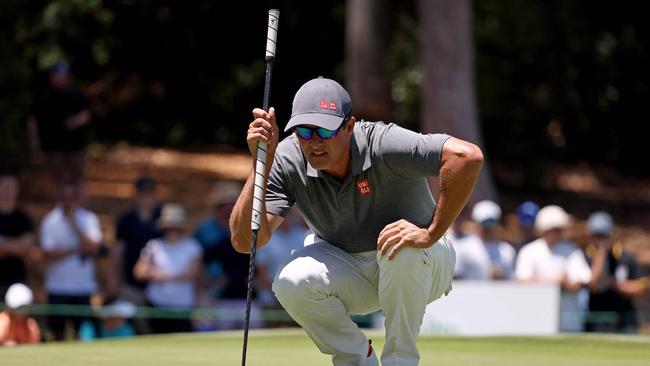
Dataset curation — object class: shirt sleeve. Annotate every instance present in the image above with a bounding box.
[140,239,157,259]
[566,249,592,284]
[40,217,57,250]
[265,156,295,217]
[515,247,535,280]
[621,252,644,280]
[378,123,450,178]
[83,212,103,242]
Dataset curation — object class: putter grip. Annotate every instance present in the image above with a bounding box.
[251,142,267,231]
[265,9,279,60]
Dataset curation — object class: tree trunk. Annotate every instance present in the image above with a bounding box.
[418,0,497,203]
[345,0,392,121]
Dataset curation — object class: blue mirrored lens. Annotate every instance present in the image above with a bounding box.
[295,127,313,140]
[316,128,337,139]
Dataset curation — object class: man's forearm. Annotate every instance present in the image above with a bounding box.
[427,142,483,243]
[230,167,272,253]
[0,235,33,258]
[42,248,77,262]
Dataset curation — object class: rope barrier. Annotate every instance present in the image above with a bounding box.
[0,303,374,324]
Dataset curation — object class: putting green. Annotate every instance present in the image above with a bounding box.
[1,329,649,366]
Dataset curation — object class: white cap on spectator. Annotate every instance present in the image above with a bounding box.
[471,200,502,227]
[158,203,188,229]
[535,205,570,232]
[5,283,33,309]
[587,211,614,235]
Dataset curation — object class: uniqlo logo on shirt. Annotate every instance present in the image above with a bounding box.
[319,100,337,111]
[356,179,371,196]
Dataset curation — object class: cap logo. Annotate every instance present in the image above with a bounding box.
[320,100,337,111]
[356,179,371,196]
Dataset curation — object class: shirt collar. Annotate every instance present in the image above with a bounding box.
[305,124,372,178]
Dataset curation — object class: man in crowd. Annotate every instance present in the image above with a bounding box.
[0,174,35,299]
[40,181,103,340]
[454,200,516,280]
[584,211,648,333]
[27,61,92,189]
[113,175,162,334]
[515,205,592,332]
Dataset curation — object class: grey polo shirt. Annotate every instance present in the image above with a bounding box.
[266,121,450,253]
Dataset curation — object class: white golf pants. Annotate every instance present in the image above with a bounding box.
[272,235,455,366]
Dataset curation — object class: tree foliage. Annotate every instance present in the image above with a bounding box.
[474,0,649,176]
[1,1,648,179]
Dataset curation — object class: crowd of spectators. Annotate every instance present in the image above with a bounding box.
[453,199,649,333]
[0,170,310,344]
[3,159,647,345]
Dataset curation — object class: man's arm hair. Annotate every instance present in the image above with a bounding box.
[426,137,483,243]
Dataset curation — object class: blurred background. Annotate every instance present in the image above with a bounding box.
[1,0,649,344]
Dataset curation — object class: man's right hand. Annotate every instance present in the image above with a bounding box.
[247,107,279,164]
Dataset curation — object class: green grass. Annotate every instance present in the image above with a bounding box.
[2,329,650,366]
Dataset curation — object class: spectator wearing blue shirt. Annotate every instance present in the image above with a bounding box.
[194,181,262,330]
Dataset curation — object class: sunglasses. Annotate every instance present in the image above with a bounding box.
[294,118,348,141]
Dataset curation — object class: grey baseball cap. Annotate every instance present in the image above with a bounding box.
[587,211,614,235]
[284,77,352,132]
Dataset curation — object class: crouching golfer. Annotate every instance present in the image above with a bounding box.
[230,77,483,366]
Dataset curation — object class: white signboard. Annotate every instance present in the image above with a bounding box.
[420,281,560,335]
[373,281,560,336]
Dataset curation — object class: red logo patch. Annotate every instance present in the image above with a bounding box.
[320,100,337,111]
[356,179,371,196]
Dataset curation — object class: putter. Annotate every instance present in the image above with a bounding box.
[242,8,279,366]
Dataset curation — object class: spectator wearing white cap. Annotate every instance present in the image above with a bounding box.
[515,205,592,332]
[584,211,648,333]
[0,283,41,346]
[454,200,516,280]
[134,203,203,334]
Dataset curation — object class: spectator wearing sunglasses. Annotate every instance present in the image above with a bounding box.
[231,77,483,366]
[584,211,648,333]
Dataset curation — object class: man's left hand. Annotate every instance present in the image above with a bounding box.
[377,219,435,260]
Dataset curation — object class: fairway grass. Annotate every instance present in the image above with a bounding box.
[2,329,649,366]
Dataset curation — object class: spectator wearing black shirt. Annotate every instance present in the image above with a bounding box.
[27,61,92,189]
[585,211,649,333]
[113,176,162,334]
[0,175,35,300]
